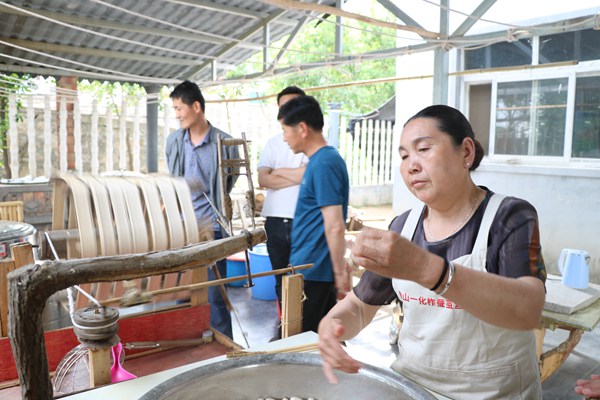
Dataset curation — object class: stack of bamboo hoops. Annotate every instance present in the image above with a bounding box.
[51,172,205,308]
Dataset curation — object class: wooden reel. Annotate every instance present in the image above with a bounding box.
[51,173,207,309]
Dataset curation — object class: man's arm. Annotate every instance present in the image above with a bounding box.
[321,204,351,293]
[270,165,305,184]
[257,166,304,189]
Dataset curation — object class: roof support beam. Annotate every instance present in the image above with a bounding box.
[0,38,202,66]
[204,11,600,86]
[376,0,427,35]
[334,0,344,55]
[186,9,288,81]
[432,0,449,105]
[257,0,440,38]
[452,0,498,37]
[263,24,271,72]
[267,15,308,71]
[0,63,177,84]
[166,0,297,25]
[0,4,262,49]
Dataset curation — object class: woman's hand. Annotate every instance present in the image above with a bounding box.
[351,229,433,285]
[318,317,362,384]
[575,374,600,397]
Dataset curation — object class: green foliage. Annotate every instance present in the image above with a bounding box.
[0,74,38,176]
[78,80,146,115]
[212,3,397,117]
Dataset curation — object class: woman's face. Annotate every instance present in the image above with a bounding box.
[399,117,470,205]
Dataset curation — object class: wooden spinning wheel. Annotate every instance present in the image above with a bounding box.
[51,173,208,308]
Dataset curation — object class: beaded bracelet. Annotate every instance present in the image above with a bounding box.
[437,261,455,297]
[429,258,449,292]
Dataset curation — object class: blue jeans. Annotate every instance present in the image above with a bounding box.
[209,230,233,339]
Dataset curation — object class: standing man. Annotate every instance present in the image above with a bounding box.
[278,95,351,333]
[257,86,307,318]
[165,80,239,339]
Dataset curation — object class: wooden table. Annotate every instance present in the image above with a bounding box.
[537,292,600,381]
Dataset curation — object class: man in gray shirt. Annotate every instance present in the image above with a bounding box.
[166,80,239,339]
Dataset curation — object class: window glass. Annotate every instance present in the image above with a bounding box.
[573,76,600,158]
[464,39,531,70]
[495,78,567,156]
[540,29,600,64]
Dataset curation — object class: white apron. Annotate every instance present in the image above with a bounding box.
[391,194,542,399]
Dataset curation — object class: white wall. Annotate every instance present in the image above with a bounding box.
[473,164,600,282]
[392,161,600,284]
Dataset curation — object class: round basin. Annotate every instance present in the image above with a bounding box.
[138,353,437,400]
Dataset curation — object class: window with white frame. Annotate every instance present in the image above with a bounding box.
[464,28,600,162]
[573,76,600,158]
[495,78,568,157]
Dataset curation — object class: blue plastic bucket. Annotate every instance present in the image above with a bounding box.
[248,243,276,301]
[226,252,247,287]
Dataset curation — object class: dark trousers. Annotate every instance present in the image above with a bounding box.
[209,230,233,339]
[302,280,338,333]
[264,217,293,311]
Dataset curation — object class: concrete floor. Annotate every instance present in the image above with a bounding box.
[229,203,600,399]
[229,284,600,399]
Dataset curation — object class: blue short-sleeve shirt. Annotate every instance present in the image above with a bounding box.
[290,146,349,282]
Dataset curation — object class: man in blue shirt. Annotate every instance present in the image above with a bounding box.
[277,95,351,333]
[166,80,239,339]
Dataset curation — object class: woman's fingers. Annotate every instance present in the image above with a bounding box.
[322,361,340,384]
[319,319,361,383]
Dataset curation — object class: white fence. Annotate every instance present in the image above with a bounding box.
[3,93,395,189]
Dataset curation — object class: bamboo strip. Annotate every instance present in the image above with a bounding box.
[226,342,319,358]
[99,263,313,306]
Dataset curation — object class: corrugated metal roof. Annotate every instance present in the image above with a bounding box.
[0,0,337,86]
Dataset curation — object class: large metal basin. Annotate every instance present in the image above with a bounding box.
[138,353,437,400]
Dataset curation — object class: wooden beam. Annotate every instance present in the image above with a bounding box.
[7,228,266,400]
[0,259,14,337]
[256,0,440,39]
[1,38,204,66]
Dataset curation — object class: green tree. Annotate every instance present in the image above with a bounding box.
[210,3,397,117]
[0,74,37,179]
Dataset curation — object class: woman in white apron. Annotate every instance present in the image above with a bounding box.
[318,105,546,399]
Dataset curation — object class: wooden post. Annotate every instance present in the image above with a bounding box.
[88,347,112,387]
[0,243,34,337]
[281,273,303,338]
[0,259,14,337]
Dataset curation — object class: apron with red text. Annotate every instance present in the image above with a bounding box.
[391,194,541,399]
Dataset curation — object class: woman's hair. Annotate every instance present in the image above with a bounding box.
[405,105,484,170]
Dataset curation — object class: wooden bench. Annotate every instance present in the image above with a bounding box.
[537,295,600,382]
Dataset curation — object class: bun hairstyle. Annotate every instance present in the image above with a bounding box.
[405,105,484,171]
